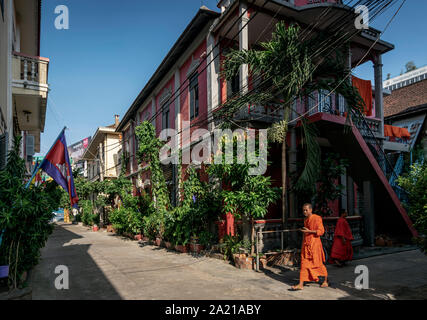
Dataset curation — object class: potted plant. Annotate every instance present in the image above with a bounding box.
[189,235,205,254]
[134,234,142,241]
[233,253,254,270]
[164,241,174,250]
[175,243,189,253]
[155,236,162,246]
[92,224,99,232]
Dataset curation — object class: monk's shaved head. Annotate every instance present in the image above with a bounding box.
[303,203,312,209]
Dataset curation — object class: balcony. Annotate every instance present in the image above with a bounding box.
[12,52,49,145]
[234,103,284,123]
[12,52,49,94]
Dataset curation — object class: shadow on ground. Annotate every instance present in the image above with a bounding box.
[32,224,122,300]
[260,250,427,300]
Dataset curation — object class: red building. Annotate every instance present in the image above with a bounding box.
[116,0,417,250]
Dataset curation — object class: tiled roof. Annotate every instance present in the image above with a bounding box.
[384,79,427,117]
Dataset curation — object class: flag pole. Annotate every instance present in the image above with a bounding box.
[25,126,67,189]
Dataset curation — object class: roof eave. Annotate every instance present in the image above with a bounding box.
[116,7,220,132]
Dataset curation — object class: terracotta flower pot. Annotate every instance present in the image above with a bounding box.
[233,254,254,270]
[155,237,162,246]
[106,225,114,233]
[375,237,385,247]
[165,242,174,250]
[92,225,99,232]
[190,243,205,254]
[175,244,189,253]
[142,236,149,242]
[134,234,142,241]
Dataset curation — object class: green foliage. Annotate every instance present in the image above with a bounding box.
[0,137,62,288]
[397,163,427,253]
[294,152,349,216]
[219,20,365,191]
[164,167,219,246]
[207,136,280,220]
[221,235,243,260]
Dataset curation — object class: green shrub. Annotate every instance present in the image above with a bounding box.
[398,163,427,253]
[0,137,62,288]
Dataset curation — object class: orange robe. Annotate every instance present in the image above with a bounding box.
[330,217,354,262]
[300,214,328,283]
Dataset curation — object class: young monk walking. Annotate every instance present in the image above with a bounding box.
[292,203,328,290]
[329,209,354,267]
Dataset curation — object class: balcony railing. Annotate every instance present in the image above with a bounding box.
[12,52,49,90]
[234,103,284,123]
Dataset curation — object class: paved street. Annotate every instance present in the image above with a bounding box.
[32,223,427,300]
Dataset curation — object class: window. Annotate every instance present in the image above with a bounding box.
[189,73,199,120]
[227,73,240,98]
[162,106,170,129]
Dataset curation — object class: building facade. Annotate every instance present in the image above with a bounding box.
[82,116,122,182]
[117,0,417,249]
[0,0,49,173]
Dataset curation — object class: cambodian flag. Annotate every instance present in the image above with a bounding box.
[29,128,79,208]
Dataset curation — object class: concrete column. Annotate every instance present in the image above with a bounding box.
[363,181,375,246]
[207,30,219,132]
[239,2,249,94]
[174,69,181,203]
[341,170,348,211]
[6,0,14,150]
[151,97,156,129]
[347,175,354,215]
[374,54,384,138]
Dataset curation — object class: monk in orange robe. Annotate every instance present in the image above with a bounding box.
[329,210,354,266]
[292,203,328,290]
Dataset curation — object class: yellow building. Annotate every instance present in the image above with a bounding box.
[0,0,49,173]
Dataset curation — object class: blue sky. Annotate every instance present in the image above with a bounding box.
[38,0,427,154]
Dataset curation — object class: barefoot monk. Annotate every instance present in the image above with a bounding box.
[292,203,328,290]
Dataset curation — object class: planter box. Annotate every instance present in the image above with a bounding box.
[0,265,9,279]
[175,244,189,253]
[189,243,205,254]
[233,254,254,270]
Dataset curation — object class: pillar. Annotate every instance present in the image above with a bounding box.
[206,30,219,132]
[374,54,385,138]
[363,181,375,246]
[347,175,354,215]
[239,2,249,94]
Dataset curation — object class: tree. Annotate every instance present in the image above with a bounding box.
[219,21,365,231]
[405,61,417,73]
[397,163,427,253]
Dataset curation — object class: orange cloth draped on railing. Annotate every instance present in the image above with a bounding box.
[352,76,373,116]
[384,125,411,139]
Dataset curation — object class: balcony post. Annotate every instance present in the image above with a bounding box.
[374,54,385,139]
[239,1,249,94]
[31,60,36,81]
[23,58,28,81]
